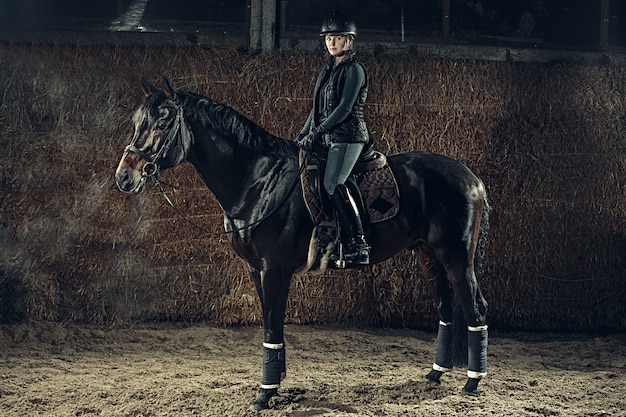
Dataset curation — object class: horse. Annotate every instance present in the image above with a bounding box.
[115,76,490,410]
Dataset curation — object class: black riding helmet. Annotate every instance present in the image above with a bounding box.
[320,11,357,37]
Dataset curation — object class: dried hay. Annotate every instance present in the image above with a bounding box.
[0,42,624,331]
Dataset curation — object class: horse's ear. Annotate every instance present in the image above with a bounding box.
[162,75,177,102]
[140,76,156,97]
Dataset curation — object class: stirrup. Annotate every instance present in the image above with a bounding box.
[330,241,370,265]
[344,241,370,265]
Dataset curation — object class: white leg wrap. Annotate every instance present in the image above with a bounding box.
[468,325,488,332]
[263,342,284,350]
[433,363,453,373]
[467,370,488,379]
[467,325,488,379]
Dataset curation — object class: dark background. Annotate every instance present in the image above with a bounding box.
[0,0,624,50]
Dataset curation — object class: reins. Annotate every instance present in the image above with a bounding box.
[150,176,230,235]
[149,157,306,236]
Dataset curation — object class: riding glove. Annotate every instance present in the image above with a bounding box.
[296,127,322,151]
[295,133,313,151]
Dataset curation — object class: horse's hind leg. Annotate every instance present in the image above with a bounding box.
[427,194,488,396]
[417,248,457,385]
[421,207,488,395]
[444,248,488,396]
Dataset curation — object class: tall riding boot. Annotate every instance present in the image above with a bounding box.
[331,184,370,265]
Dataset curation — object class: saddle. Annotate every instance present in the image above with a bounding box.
[297,149,400,273]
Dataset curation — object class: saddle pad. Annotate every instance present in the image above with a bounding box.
[299,150,400,225]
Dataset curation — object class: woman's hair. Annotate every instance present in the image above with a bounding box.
[346,34,355,50]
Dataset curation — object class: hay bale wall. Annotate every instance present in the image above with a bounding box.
[0,42,624,331]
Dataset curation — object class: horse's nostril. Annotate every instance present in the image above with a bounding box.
[116,168,133,191]
[116,169,127,183]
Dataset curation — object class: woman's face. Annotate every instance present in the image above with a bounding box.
[325,34,350,57]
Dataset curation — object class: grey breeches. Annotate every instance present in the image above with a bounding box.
[323,142,364,196]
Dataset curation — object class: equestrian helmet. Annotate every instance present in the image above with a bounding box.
[320,11,357,37]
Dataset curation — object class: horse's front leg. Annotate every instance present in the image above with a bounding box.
[252,265,292,411]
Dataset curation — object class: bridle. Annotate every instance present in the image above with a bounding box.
[124,105,187,181]
[121,102,307,236]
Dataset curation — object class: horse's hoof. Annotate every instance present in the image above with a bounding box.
[461,378,481,396]
[251,400,269,411]
[461,388,481,397]
[424,369,443,385]
[251,388,278,410]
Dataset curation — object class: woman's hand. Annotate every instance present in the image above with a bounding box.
[295,133,312,151]
[295,128,323,151]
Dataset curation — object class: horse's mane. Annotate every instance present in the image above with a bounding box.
[179,90,297,158]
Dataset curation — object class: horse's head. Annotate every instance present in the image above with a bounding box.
[115,76,193,194]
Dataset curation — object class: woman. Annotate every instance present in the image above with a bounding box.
[296,11,371,265]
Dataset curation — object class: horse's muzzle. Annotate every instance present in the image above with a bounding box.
[115,167,146,194]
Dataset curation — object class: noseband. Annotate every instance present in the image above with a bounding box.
[124,105,187,180]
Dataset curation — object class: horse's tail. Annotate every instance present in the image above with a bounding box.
[452,194,489,366]
[452,296,466,366]
[474,196,490,285]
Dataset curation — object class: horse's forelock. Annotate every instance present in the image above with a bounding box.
[142,90,167,117]
[130,91,168,144]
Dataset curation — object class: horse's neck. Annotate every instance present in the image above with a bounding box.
[186,132,245,212]
[187,128,295,221]
[182,94,298,220]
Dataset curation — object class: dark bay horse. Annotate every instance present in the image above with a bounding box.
[115,77,490,410]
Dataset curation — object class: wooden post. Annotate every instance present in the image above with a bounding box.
[245,0,252,49]
[261,0,277,51]
[249,0,277,52]
[442,0,450,40]
[249,0,262,51]
[601,0,610,50]
[280,0,287,33]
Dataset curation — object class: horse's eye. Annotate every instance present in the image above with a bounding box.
[155,121,167,130]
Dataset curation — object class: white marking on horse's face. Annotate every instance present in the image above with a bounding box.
[134,105,178,155]
[115,150,147,194]
[130,107,159,156]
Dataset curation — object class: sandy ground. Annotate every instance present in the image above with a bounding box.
[1,322,625,417]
